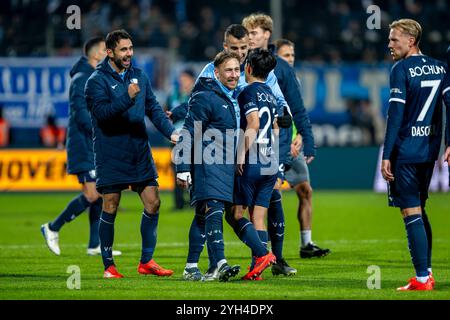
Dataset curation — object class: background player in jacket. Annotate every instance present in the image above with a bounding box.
[85,29,178,279]
[197,24,290,121]
[381,19,446,291]
[41,37,121,257]
[275,39,295,67]
[275,38,331,258]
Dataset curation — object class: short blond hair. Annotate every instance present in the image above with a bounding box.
[242,13,273,34]
[389,19,422,45]
[213,50,240,68]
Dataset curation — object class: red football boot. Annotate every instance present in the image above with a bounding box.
[397,277,433,291]
[138,259,174,276]
[241,252,276,280]
[104,265,124,279]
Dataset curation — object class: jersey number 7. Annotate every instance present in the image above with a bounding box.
[417,80,441,122]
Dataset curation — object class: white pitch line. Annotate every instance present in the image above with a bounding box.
[0,241,239,250]
[0,239,448,250]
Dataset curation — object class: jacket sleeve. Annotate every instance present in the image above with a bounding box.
[70,74,92,134]
[175,93,210,173]
[266,71,287,116]
[143,74,175,140]
[275,60,316,157]
[382,63,407,160]
[85,76,134,122]
[171,102,189,123]
[442,73,450,145]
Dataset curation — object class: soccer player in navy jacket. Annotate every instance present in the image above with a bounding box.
[382,19,446,290]
[274,38,331,260]
[171,24,293,281]
[175,51,243,282]
[85,30,178,279]
[41,37,121,257]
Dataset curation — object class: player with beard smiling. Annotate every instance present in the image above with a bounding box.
[85,29,178,279]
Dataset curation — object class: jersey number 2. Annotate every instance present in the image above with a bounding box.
[257,106,271,144]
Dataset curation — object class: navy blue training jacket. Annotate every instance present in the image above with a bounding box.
[269,45,316,163]
[66,56,95,174]
[85,58,175,188]
[175,77,238,205]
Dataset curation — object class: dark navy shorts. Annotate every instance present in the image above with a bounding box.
[76,170,97,184]
[388,161,434,209]
[98,178,159,195]
[234,165,277,208]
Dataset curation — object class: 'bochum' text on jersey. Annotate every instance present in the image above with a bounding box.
[238,82,278,168]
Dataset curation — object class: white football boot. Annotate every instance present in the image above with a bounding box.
[40,223,60,255]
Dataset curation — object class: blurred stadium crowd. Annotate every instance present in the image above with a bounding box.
[0,0,449,62]
[0,0,449,151]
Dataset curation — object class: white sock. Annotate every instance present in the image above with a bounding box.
[427,268,432,274]
[300,230,312,248]
[185,263,198,269]
[416,276,428,283]
[217,259,227,270]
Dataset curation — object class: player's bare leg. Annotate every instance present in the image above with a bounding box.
[295,181,330,258]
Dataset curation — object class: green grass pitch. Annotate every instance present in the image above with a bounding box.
[0,190,449,300]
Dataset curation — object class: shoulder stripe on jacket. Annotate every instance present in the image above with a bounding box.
[389,98,406,104]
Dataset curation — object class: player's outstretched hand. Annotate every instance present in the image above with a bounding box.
[381,159,394,181]
[170,133,179,144]
[290,134,302,158]
[176,172,191,189]
[444,146,450,163]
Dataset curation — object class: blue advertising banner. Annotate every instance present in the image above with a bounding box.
[0,57,76,128]
[298,63,391,125]
[0,56,155,129]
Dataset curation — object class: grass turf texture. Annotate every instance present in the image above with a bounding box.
[0,190,449,300]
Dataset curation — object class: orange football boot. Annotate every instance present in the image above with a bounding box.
[138,259,174,276]
[104,265,124,279]
[241,252,276,280]
[397,277,433,291]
